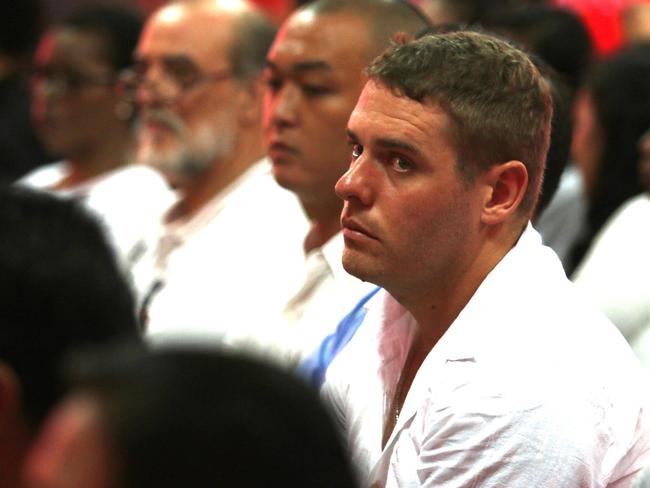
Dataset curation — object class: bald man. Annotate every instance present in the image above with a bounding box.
[129,0,309,351]
[263,0,429,364]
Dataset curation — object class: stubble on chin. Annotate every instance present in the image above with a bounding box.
[341,246,381,286]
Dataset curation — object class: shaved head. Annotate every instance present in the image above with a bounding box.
[304,0,430,58]
[153,0,276,81]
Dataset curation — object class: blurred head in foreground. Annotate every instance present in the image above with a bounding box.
[0,186,139,488]
[24,347,358,488]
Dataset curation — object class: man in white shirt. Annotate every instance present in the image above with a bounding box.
[323,31,650,487]
[262,0,429,362]
[128,0,309,350]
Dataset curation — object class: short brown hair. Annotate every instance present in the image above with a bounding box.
[367,30,553,217]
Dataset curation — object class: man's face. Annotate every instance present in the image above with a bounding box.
[335,82,485,296]
[31,28,121,157]
[263,11,372,206]
[134,6,241,183]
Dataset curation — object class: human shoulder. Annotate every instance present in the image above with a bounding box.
[16,161,68,189]
[576,193,650,270]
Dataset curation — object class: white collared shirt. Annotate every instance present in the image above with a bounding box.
[324,225,650,487]
[280,232,376,364]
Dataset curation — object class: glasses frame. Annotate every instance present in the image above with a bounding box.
[31,67,117,97]
[116,66,233,105]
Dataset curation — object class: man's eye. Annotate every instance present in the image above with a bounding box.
[132,60,148,77]
[163,59,201,89]
[351,143,363,159]
[302,84,331,97]
[169,69,200,90]
[391,156,413,173]
[265,77,282,92]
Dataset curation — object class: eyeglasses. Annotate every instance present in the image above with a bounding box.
[31,67,116,97]
[116,63,232,105]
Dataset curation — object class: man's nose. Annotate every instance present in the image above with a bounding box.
[335,155,374,207]
[135,65,172,108]
[266,84,299,129]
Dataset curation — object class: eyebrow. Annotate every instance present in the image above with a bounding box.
[265,59,332,74]
[376,138,422,157]
[134,53,196,66]
[347,129,423,157]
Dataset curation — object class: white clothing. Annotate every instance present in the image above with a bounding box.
[19,161,69,189]
[280,232,376,363]
[634,464,650,488]
[324,225,650,487]
[18,162,175,266]
[573,194,650,369]
[535,164,586,268]
[133,159,311,360]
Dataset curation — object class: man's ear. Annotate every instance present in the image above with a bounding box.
[479,160,528,225]
[0,362,22,435]
[237,76,264,127]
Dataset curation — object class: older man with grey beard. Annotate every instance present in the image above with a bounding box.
[128,0,309,353]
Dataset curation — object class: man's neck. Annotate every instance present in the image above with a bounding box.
[397,226,522,357]
[56,129,135,190]
[301,197,342,254]
[381,230,519,447]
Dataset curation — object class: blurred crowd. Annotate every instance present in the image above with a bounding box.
[1,0,650,487]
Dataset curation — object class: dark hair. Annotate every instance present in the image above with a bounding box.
[70,347,358,488]
[0,186,139,427]
[306,0,431,53]
[567,42,650,273]
[367,30,552,218]
[230,8,278,80]
[484,5,593,97]
[0,0,45,58]
[413,25,570,218]
[61,6,144,72]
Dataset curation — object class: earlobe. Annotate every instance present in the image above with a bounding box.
[480,160,528,225]
[239,77,264,126]
[0,363,22,435]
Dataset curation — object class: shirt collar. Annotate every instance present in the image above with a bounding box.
[305,231,356,286]
[377,223,543,365]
